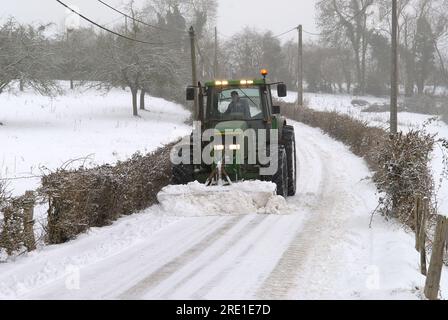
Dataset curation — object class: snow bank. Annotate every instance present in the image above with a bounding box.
[157,181,292,216]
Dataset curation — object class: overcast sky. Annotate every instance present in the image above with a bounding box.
[0,0,318,41]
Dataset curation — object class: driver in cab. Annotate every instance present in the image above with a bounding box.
[225,91,251,119]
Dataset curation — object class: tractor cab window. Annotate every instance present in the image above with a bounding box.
[207,87,264,121]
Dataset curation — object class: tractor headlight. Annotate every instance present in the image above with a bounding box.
[214,145,225,151]
[229,144,241,150]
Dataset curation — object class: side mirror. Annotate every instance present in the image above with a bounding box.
[186,87,195,101]
[272,105,281,114]
[277,83,287,98]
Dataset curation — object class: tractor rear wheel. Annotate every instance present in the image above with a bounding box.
[283,125,297,196]
[273,146,289,197]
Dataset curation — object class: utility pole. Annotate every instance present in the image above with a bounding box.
[66,28,74,90]
[214,27,219,79]
[189,26,199,120]
[390,0,398,135]
[125,16,128,35]
[297,25,303,107]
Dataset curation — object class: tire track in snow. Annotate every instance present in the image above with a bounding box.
[119,215,244,299]
[18,216,222,300]
[189,215,292,299]
[150,214,268,299]
[256,123,341,299]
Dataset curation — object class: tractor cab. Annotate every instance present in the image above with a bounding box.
[187,71,287,132]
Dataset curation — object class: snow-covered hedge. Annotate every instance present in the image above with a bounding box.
[0,190,36,259]
[41,143,176,244]
[374,131,436,224]
[282,103,386,171]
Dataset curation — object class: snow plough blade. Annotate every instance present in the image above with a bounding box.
[157,181,290,216]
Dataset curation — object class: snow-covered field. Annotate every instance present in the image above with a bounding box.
[0,83,191,196]
[0,87,446,300]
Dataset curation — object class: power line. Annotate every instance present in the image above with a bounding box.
[272,26,324,40]
[302,29,323,37]
[273,26,298,38]
[97,0,185,34]
[56,0,178,46]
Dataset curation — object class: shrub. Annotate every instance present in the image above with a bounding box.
[41,143,175,244]
[0,189,36,259]
[373,131,436,226]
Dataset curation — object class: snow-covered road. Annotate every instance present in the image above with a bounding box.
[0,122,431,300]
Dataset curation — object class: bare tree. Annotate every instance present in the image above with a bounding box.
[317,0,374,95]
[91,24,180,116]
[0,19,59,95]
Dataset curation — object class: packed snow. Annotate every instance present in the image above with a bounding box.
[158,181,291,216]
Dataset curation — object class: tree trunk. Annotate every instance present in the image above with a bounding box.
[354,48,362,95]
[405,73,415,97]
[361,31,368,95]
[140,90,146,110]
[131,88,138,116]
[403,25,415,97]
[19,78,24,92]
[417,76,424,95]
[70,80,74,90]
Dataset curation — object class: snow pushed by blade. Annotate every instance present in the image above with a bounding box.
[157,181,291,216]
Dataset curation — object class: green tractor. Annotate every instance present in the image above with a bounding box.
[171,70,297,197]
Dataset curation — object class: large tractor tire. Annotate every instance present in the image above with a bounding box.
[171,144,194,185]
[283,125,297,196]
[171,163,194,185]
[273,146,289,197]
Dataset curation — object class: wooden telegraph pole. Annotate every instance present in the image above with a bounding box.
[214,27,219,79]
[189,26,198,120]
[297,25,303,108]
[66,28,74,90]
[390,0,399,135]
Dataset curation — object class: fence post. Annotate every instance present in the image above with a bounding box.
[424,215,448,300]
[415,196,421,251]
[23,191,36,252]
[419,198,428,275]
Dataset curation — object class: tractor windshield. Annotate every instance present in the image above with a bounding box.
[206,87,264,121]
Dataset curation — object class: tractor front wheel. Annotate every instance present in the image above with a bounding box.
[171,144,194,185]
[171,163,194,185]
